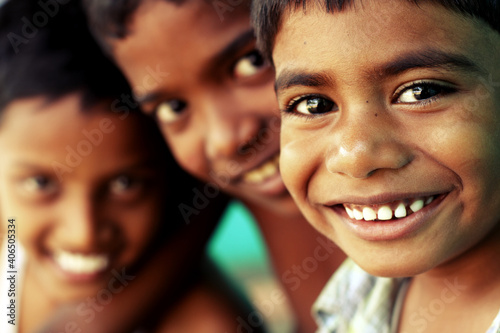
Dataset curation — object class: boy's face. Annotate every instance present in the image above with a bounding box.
[110,0,298,215]
[273,1,500,277]
[0,94,165,302]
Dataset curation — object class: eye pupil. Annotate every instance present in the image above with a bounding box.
[247,51,264,67]
[307,98,333,114]
[170,100,186,113]
[412,85,440,100]
[22,175,55,195]
[112,176,132,192]
[35,176,49,186]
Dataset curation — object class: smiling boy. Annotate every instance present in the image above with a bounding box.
[0,1,254,332]
[253,0,500,332]
[0,8,170,331]
[82,0,347,331]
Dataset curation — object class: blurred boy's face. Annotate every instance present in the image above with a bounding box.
[273,0,500,277]
[110,0,298,215]
[0,94,165,302]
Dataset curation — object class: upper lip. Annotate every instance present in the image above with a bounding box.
[322,190,452,207]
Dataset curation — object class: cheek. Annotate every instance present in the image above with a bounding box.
[0,189,41,251]
[280,129,322,203]
[418,105,500,214]
[163,129,208,181]
[120,204,159,250]
[280,137,338,238]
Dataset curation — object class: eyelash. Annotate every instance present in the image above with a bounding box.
[392,80,457,106]
[281,94,334,119]
[281,80,456,119]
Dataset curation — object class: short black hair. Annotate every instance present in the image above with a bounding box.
[82,0,183,49]
[252,0,500,63]
[0,0,132,112]
[82,0,142,44]
[0,0,222,240]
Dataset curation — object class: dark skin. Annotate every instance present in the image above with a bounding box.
[273,1,500,331]
[36,201,228,333]
[0,95,231,333]
[108,0,347,331]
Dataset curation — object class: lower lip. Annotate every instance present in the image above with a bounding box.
[331,194,449,242]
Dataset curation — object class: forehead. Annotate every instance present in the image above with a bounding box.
[273,0,495,80]
[111,0,252,90]
[0,95,155,172]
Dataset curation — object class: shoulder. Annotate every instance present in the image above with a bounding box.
[313,259,375,319]
[313,259,406,333]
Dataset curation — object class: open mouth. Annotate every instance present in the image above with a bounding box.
[342,195,439,222]
[242,153,280,184]
[54,250,109,275]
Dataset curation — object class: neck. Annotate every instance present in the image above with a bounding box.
[401,225,500,332]
[415,223,500,297]
[243,199,346,333]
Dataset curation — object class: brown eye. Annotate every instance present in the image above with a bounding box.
[19,175,58,200]
[156,99,187,124]
[294,96,336,115]
[395,81,455,104]
[233,50,268,78]
[110,175,136,194]
[22,175,55,193]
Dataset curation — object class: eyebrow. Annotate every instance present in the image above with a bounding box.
[378,49,485,77]
[275,71,334,92]
[135,29,257,105]
[12,162,51,172]
[275,49,485,93]
[207,29,257,72]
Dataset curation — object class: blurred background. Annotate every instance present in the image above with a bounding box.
[208,201,295,333]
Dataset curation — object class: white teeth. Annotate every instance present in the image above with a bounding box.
[345,207,354,219]
[242,154,279,183]
[394,203,407,218]
[362,207,377,221]
[410,199,424,213]
[343,195,436,221]
[377,206,393,220]
[55,251,109,275]
[353,208,364,220]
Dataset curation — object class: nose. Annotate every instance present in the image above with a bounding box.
[59,192,109,251]
[326,106,412,178]
[202,94,262,161]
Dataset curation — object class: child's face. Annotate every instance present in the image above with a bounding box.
[273,1,500,277]
[110,0,298,215]
[0,94,165,302]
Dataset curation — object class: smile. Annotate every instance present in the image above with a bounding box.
[54,250,109,275]
[343,195,436,221]
[328,192,451,241]
[242,153,280,184]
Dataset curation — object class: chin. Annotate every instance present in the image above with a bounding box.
[354,258,429,278]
